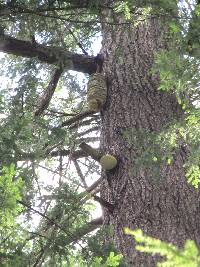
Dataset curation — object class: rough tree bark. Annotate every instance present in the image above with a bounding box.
[99,3,200,267]
[0,1,199,265]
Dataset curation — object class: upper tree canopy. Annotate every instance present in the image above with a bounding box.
[0,0,200,266]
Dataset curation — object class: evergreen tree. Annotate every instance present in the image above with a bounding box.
[0,0,200,266]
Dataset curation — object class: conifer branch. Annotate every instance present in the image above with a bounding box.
[0,34,96,74]
[85,177,102,193]
[69,116,100,130]
[61,110,96,127]
[18,200,102,245]
[17,149,88,161]
[60,216,103,246]
[34,67,63,117]
[79,142,102,161]
[93,196,115,213]
[73,158,88,188]
[77,126,100,137]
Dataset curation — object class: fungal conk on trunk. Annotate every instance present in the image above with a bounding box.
[87,73,107,112]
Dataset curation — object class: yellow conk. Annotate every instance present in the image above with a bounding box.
[88,99,101,112]
[99,154,117,170]
[87,73,107,112]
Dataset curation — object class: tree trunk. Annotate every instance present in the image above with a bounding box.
[99,5,200,267]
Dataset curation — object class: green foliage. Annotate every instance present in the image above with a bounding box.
[123,125,178,181]
[114,0,178,20]
[123,110,200,186]
[187,2,200,57]
[114,1,153,25]
[183,110,200,187]
[0,164,24,227]
[125,228,200,267]
[114,2,132,20]
[0,225,31,267]
[104,252,123,267]
[68,251,123,267]
[0,164,29,266]
[81,227,118,264]
[152,50,200,106]
[186,165,200,189]
[92,252,123,267]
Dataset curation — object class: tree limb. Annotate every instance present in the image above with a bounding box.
[69,116,100,130]
[18,200,102,245]
[0,34,97,74]
[93,196,115,213]
[77,126,100,137]
[61,110,96,127]
[17,149,88,161]
[34,67,63,117]
[79,142,102,161]
[78,136,100,143]
[18,199,102,247]
[73,158,88,188]
[38,177,102,201]
[60,216,103,246]
[86,178,102,193]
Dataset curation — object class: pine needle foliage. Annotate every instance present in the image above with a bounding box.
[125,228,200,267]
[0,164,24,226]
